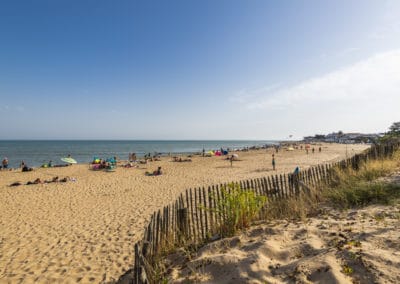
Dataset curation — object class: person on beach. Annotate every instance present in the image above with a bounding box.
[45,176,59,183]
[2,157,8,169]
[26,178,43,185]
[229,155,234,167]
[146,166,163,176]
[312,147,315,153]
[319,147,321,152]
[20,161,33,172]
[272,155,276,170]
[155,166,162,175]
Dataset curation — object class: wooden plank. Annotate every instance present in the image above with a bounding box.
[185,189,191,242]
[194,187,200,243]
[189,188,196,244]
[215,184,222,236]
[267,176,274,200]
[173,200,177,245]
[279,174,285,198]
[248,179,254,195]
[155,210,161,254]
[263,177,271,200]
[208,186,215,235]
[202,186,209,239]
[283,174,288,197]
[273,175,281,199]
[150,212,156,256]
[165,205,170,246]
[198,187,205,241]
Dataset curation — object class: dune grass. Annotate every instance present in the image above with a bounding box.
[323,151,400,209]
[265,150,400,219]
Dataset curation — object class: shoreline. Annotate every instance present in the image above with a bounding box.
[0,140,280,169]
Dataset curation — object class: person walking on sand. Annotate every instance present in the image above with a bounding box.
[230,155,234,167]
[272,155,276,171]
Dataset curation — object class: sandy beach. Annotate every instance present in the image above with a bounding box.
[0,143,369,283]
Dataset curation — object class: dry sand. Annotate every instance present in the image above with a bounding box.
[167,203,400,284]
[0,143,368,283]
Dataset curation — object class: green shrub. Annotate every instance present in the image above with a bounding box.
[216,183,267,237]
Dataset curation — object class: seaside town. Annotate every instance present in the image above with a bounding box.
[303,131,382,144]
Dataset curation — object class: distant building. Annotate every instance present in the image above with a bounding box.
[303,132,381,144]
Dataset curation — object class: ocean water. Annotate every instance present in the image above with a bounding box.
[0,140,276,168]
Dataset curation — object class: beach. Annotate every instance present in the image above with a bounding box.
[0,143,369,283]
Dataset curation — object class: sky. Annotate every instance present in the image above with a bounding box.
[1,0,400,140]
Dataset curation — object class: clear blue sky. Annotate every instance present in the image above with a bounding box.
[1,0,399,139]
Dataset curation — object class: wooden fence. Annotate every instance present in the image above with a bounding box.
[131,143,398,283]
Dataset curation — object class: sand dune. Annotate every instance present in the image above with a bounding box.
[168,204,400,283]
[0,143,368,283]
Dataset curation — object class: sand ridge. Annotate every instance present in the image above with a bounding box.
[0,143,368,283]
[167,204,400,283]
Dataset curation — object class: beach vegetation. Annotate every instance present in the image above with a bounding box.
[342,264,354,275]
[262,148,400,220]
[379,121,400,143]
[322,150,400,209]
[216,183,267,237]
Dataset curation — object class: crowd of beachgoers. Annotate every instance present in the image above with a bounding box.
[1,142,342,189]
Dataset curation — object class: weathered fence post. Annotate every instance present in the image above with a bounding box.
[177,208,189,242]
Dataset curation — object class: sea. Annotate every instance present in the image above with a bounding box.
[0,140,277,168]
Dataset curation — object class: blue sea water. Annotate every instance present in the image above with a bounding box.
[0,140,276,168]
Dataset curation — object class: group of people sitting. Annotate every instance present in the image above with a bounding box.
[90,157,117,171]
[10,176,75,187]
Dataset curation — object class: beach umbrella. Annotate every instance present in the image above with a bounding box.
[61,157,77,164]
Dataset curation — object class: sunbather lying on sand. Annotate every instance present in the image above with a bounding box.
[172,157,192,162]
[124,162,138,168]
[145,166,163,176]
[45,176,59,183]
[26,178,43,185]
